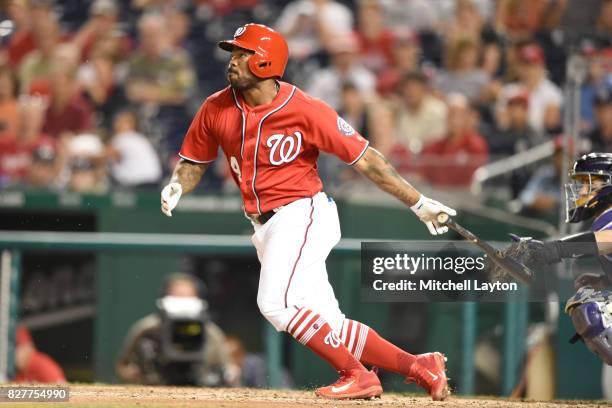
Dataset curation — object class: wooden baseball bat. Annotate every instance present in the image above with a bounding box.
[436,212,534,284]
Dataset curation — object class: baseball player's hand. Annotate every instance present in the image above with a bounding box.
[410,195,456,235]
[161,182,183,217]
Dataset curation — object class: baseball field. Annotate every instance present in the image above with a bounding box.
[7,384,608,408]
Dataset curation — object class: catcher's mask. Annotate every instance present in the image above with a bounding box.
[565,152,612,223]
[566,288,612,365]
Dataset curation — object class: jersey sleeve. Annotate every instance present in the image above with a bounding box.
[179,99,219,163]
[308,99,369,164]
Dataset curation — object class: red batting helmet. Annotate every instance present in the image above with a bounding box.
[219,23,289,79]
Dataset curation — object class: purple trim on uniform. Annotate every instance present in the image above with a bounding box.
[252,86,297,214]
[178,153,216,163]
[592,208,612,232]
[284,197,314,308]
[348,140,370,165]
[231,89,246,159]
[592,207,612,277]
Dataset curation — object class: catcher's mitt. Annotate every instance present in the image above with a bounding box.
[485,234,560,283]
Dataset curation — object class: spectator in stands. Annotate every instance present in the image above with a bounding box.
[442,0,502,77]
[107,109,162,188]
[25,143,61,189]
[421,93,488,186]
[77,32,129,131]
[66,132,107,193]
[18,13,61,93]
[594,0,612,48]
[125,13,195,107]
[41,45,94,138]
[354,0,395,75]
[433,38,489,102]
[488,90,547,196]
[338,82,373,140]
[581,48,612,131]
[498,43,563,135]
[72,0,125,62]
[495,0,568,41]
[588,90,612,152]
[14,326,66,383]
[0,66,20,143]
[443,0,485,45]
[116,273,238,386]
[488,91,546,157]
[518,136,569,219]
[275,0,353,61]
[3,0,36,68]
[376,30,421,97]
[165,6,192,51]
[68,156,105,193]
[337,82,395,159]
[394,71,447,154]
[0,94,48,185]
[306,34,375,110]
[381,0,441,32]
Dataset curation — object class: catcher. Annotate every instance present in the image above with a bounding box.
[493,152,612,364]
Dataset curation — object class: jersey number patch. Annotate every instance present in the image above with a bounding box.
[230,156,242,181]
[266,131,302,166]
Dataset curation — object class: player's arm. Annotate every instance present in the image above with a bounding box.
[353,147,456,235]
[353,146,420,206]
[161,159,210,217]
[495,229,612,288]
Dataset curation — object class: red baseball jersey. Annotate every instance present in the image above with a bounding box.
[179,82,369,214]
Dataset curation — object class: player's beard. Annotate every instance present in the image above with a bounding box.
[227,71,259,91]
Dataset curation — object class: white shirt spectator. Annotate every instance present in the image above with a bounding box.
[396,95,448,152]
[501,80,563,134]
[275,0,353,59]
[110,131,162,186]
[381,0,440,31]
[306,66,375,110]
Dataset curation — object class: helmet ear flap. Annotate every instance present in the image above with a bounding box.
[220,24,288,78]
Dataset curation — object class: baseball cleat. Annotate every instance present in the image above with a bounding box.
[315,368,383,400]
[406,352,450,401]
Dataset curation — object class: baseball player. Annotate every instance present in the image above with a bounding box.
[161,24,455,400]
[493,153,612,363]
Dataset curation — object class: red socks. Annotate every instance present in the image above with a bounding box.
[286,310,416,376]
[340,319,416,376]
[287,308,364,372]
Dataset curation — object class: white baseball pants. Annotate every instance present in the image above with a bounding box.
[251,191,346,333]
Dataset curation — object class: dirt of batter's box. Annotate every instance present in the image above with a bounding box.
[13,384,610,408]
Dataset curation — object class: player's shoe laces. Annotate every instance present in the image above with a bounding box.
[406,352,450,401]
[315,368,382,400]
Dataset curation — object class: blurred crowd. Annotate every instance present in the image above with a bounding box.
[0,0,610,210]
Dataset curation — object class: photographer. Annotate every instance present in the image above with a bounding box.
[115,273,238,386]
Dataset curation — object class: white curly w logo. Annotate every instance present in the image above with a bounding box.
[266,132,302,166]
[324,331,341,348]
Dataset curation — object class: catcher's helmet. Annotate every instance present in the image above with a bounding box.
[565,152,612,223]
[219,24,289,79]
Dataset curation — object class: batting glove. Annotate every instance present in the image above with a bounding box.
[161,182,183,217]
[410,194,457,235]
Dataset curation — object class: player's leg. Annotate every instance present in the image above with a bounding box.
[305,264,448,401]
[340,318,449,400]
[300,195,448,400]
[252,195,381,399]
